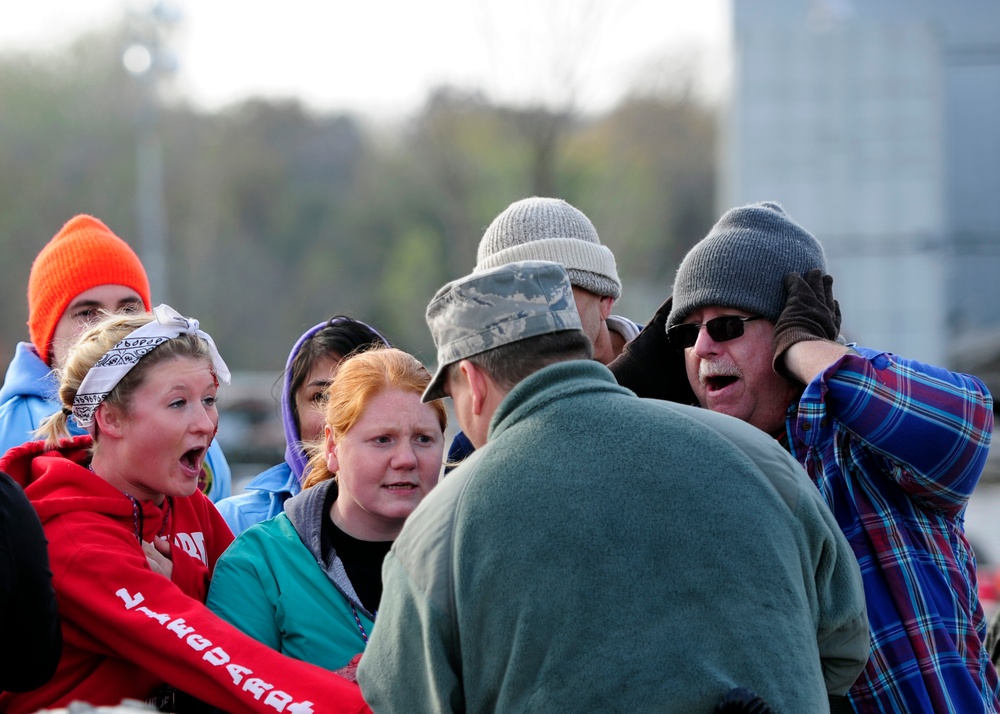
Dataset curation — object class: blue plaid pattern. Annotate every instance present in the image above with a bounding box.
[788,346,1000,712]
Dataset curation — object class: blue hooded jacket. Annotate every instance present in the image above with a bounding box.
[215,319,388,536]
[0,341,232,503]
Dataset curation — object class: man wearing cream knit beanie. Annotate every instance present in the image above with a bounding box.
[474,197,637,366]
[444,197,641,468]
[0,215,232,502]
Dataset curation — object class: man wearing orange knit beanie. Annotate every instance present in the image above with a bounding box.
[0,215,232,502]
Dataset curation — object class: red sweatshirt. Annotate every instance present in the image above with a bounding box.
[0,436,370,714]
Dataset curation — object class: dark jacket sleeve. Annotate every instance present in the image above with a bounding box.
[0,472,61,692]
[607,296,697,405]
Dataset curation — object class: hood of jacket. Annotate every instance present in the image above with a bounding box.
[284,477,371,616]
[284,476,335,563]
[0,342,57,404]
[280,319,389,483]
[0,434,148,528]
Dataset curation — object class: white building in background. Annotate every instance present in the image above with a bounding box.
[723,0,1000,372]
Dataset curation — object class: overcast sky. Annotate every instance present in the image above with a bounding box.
[0,0,731,117]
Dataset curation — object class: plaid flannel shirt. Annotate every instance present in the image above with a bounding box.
[788,346,1000,713]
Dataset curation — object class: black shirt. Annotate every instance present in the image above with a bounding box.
[319,483,392,615]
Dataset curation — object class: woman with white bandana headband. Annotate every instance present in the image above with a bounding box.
[0,306,370,714]
[0,215,232,503]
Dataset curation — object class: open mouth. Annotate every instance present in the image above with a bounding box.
[180,446,206,475]
[704,375,738,392]
[384,483,418,491]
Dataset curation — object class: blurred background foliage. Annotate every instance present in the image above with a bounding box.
[0,21,717,372]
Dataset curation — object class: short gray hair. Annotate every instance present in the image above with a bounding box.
[449,330,592,394]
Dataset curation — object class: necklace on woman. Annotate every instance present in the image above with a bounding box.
[350,603,376,644]
[86,462,171,543]
[125,493,173,544]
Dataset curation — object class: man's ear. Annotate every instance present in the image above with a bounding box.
[94,403,124,439]
[599,295,615,321]
[459,360,491,416]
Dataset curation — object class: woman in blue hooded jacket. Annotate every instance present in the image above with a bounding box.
[215,316,389,536]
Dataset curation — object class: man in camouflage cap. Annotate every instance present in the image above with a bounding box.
[421,260,581,380]
[357,260,868,713]
[420,259,591,448]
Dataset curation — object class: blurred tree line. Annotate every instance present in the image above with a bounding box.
[0,23,717,374]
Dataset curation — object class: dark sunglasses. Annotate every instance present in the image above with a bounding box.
[666,315,764,350]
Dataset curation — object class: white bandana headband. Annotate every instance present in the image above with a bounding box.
[72,304,231,432]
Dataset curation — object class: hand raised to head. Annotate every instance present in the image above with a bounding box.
[772,269,842,379]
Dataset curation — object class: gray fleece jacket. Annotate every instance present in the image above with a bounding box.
[358,360,869,713]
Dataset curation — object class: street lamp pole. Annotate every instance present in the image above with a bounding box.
[123,1,179,304]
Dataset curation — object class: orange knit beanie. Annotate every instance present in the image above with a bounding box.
[28,215,152,365]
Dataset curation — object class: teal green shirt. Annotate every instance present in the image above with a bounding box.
[206,510,371,671]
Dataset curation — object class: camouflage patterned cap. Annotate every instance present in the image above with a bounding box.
[422,260,583,402]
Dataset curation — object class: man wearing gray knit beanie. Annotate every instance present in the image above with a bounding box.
[474,197,637,366]
[609,200,999,713]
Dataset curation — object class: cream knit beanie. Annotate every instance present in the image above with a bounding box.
[474,197,622,299]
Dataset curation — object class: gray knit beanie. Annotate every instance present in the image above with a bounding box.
[668,201,826,328]
[474,197,622,299]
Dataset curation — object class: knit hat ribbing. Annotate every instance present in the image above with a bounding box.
[668,202,826,328]
[474,197,622,299]
[28,215,152,365]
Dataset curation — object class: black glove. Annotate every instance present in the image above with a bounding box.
[772,268,842,380]
[608,296,697,405]
[714,687,772,713]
